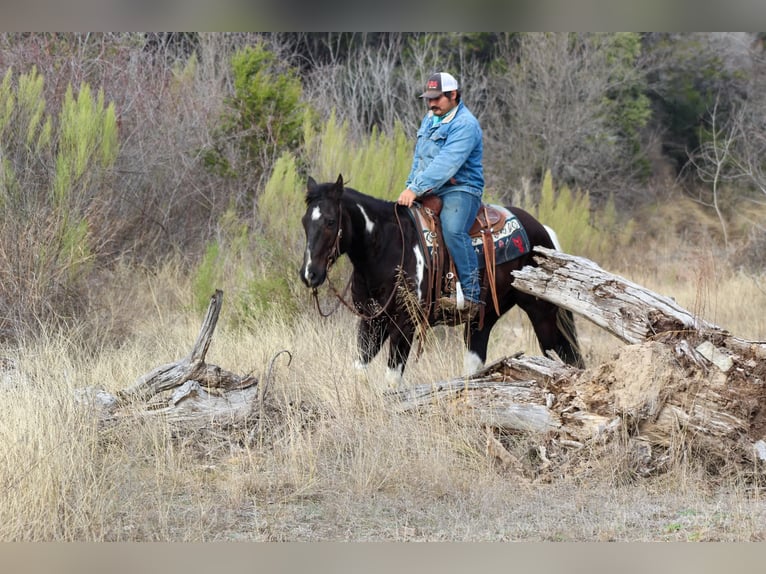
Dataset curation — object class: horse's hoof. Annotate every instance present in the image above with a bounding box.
[384,366,404,390]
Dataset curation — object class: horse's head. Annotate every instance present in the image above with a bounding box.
[300,174,345,289]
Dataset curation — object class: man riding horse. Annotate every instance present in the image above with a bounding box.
[397,72,484,322]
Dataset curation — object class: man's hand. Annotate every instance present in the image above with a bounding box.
[397,188,417,207]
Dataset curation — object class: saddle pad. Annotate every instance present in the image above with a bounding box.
[471,206,531,268]
[414,204,531,268]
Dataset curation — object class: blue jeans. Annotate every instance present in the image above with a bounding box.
[436,190,481,303]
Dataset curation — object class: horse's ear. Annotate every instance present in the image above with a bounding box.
[306,176,317,190]
[327,174,344,200]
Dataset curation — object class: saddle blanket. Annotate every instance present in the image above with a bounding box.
[417,204,531,268]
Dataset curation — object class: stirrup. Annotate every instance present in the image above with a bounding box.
[437,297,483,321]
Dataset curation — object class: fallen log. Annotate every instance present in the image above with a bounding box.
[512,247,766,359]
[512,247,719,343]
[390,248,766,476]
[386,353,619,441]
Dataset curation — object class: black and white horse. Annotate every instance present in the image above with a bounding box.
[300,175,583,386]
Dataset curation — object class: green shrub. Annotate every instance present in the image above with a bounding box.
[258,151,304,250]
[192,241,223,315]
[303,111,412,200]
[0,67,118,341]
[237,274,298,324]
[203,42,313,195]
[54,83,118,207]
[191,204,300,327]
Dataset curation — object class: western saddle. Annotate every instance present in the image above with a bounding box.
[413,195,505,321]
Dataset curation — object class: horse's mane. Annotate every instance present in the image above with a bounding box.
[305,182,394,218]
[304,184,327,206]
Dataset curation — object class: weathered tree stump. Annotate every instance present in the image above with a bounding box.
[76,290,262,427]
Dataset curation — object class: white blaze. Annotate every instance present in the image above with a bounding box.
[303,246,313,283]
[303,205,323,282]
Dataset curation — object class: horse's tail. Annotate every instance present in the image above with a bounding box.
[543,224,583,366]
[543,225,562,250]
[555,307,585,369]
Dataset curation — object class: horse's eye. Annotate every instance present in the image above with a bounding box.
[326,219,336,228]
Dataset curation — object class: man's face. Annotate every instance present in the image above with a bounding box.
[426,92,458,116]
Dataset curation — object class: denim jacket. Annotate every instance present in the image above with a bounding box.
[405,101,484,199]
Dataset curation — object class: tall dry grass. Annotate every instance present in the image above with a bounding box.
[1,238,765,541]
[1,33,765,542]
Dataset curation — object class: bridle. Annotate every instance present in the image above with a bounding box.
[310,200,408,321]
[310,202,348,317]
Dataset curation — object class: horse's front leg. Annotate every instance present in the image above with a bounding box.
[355,317,389,374]
[384,319,415,389]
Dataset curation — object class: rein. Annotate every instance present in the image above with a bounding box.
[311,201,348,318]
[311,203,408,321]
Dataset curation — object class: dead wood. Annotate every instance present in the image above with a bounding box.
[73,252,766,480]
[512,247,720,343]
[76,290,260,427]
[390,248,766,478]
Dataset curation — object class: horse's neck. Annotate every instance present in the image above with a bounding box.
[342,196,407,279]
[341,197,374,261]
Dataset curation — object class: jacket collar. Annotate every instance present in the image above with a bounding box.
[427,101,462,125]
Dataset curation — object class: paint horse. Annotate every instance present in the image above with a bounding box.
[300,175,583,386]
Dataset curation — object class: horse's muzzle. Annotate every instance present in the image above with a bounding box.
[299,264,327,289]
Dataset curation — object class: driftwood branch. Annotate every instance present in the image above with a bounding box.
[512,247,720,343]
[512,247,766,363]
[118,290,256,404]
[388,353,618,441]
[76,290,261,426]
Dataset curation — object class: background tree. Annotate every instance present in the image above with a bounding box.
[202,41,312,215]
[643,32,752,178]
[298,32,497,142]
[683,38,766,269]
[482,32,652,208]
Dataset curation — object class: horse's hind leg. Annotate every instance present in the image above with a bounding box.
[552,308,585,368]
[464,313,500,375]
[519,296,584,367]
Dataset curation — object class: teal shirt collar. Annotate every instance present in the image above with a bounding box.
[429,102,460,127]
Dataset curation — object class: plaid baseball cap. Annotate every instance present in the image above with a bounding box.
[420,72,459,98]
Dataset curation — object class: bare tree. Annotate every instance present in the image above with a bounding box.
[727,47,766,199]
[300,33,493,142]
[683,41,766,269]
[684,96,747,249]
[300,33,408,138]
[482,33,652,206]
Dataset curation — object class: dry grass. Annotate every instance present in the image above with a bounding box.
[1,239,765,542]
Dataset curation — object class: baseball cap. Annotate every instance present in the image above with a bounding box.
[420,72,459,98]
